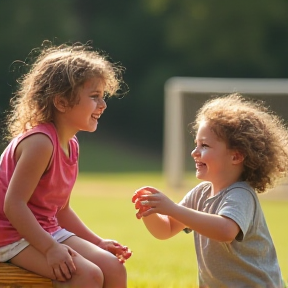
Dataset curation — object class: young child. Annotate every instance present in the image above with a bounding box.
[0,41,131,288]
[132,94,288,288]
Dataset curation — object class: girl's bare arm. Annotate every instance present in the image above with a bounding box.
[4,134,57,254]
[4,134,76,280]
[56,204,103,245]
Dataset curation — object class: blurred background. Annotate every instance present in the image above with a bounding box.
[1,0,288,173]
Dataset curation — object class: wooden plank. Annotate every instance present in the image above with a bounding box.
[0,263,53,288]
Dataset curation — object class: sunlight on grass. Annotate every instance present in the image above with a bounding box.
[70,172,288,288]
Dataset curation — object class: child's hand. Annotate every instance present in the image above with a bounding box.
[45,242,77,282]
[98,239,132,264]
[132,186,176,219]
[115,245,132,264]
[132,188,152,203]
[132,188,152,219]
[134,197,151,219]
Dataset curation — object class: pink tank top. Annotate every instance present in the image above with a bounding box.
[0,123,78,246]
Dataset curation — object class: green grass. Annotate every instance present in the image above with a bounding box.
[70,172,288,288]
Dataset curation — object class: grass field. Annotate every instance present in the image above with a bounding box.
[70,172,288,288]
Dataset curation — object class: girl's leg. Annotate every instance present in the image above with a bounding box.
[10,244,104,288]
[62,236,127,288]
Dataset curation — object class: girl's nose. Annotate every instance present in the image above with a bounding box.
[191,147,199,157]
[98,97,107,110]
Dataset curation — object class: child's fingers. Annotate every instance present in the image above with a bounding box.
[135,199,141,209]
[136,186,159,194]
[60,262,73,280]
[120,248,132,260]
[115,249,132,264]
[132,192,139,203]
[132,190,148,203]
[136,205,151,219]
[112,243,132,260]
[132,188,153,203]
[136,210,142,219]
[133,187,159,218]
[123,250,132,260]
[53,266,67,282]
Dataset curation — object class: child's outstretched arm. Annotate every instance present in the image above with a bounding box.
[132,187,186,239]
[133,186,240,243]
[142,213,186,240]
[4,134,76,281]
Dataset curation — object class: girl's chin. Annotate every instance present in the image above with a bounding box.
[91,126,98,132]
[82,125,98,133]
[89,122,98,132]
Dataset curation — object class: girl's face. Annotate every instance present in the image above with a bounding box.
[191,121,236,184]
[62,77,107,134]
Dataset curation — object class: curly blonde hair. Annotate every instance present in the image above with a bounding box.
[5,40,127,140]
[193,93,288,193]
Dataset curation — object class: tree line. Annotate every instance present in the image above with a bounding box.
[0,0,287,153]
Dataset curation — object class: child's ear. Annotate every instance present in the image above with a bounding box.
[53,95,68,112]
[231,151,244,164]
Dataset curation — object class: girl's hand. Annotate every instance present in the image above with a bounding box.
[133,186,176,219]
[98,239,132,264]
[45,242,77,282]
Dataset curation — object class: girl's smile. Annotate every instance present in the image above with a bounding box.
[57,77,107,137]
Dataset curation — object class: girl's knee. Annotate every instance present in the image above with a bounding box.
[85,264,104,286]
[113,260,127,278]
[69,257,104,288]
[105,258,127,287]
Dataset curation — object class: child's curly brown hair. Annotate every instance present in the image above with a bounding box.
[193,93,288,193]
[5,40,127,140]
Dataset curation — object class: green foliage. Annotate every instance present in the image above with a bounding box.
[0,0,78,94]
[1,0,288,154]
[71,173,288,287]
[77,136,162,172]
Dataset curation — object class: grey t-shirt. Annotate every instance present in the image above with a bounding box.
[179,181,283,288]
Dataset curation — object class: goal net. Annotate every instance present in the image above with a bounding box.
[163,77,288,188]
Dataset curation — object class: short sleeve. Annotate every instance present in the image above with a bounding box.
[218,188,255,241]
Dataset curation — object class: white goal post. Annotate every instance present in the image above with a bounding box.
[163,77,288,188]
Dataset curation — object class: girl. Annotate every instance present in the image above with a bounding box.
[132,94,288,288]
[0,41,131,288]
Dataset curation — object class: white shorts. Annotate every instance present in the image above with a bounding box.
[0,229,75,262]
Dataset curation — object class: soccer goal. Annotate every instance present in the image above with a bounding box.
[163,77,288,188]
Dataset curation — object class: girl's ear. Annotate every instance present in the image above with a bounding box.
[231,151,244,164]
[53,95,68,113]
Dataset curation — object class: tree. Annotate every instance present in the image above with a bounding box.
[1,0,288,154]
